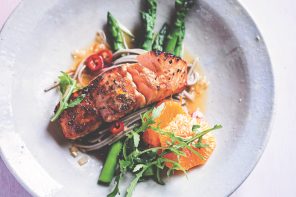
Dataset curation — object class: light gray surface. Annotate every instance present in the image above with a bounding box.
[232,0,296,196]
[0,0,276,196]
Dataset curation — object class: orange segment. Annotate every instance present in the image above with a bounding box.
[163,134,216,170]
[143,100,216,171]
[142,100,185,147]
[142,129,160,147]
[154,100,186,128]
[159,114,195,147]
[161,113,216,170]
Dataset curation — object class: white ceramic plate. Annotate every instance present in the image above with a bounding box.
[0,0,274,196]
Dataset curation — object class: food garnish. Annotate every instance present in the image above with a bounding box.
[85,53,104,71]
[106,101,222,197]
[110,121,125,135]
[50,72,85,121]
[97,49,113,65]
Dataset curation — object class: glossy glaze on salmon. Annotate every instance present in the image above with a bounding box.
[58,51,188,139]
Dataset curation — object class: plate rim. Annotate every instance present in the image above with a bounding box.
[0,0,275,196]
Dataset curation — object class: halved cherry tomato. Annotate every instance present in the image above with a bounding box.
[97,49,113,64]
[85,54,104,71]
[110,121,124,135]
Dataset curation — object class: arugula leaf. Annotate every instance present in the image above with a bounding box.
[155,167,165,185]
[132,132,140,148]
[143,166,154,177]
[67,94,85,108]
[51,72,84,122]
[186,124,222,144]
[194,143,209,148]
[192,124,200,132]
[126,165,149,197]
[58,72,74,94]
[107,173,122,197]
[162,157,186,176]
[119,159,131,172]
[110,105,222,196]
[133,164,145,173]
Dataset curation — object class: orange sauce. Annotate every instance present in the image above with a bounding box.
[183,49,208,115]
[71,32,110,70]
[69,32,135,87]
[69,32,111,87]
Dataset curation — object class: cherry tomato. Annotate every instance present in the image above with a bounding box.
[85,54,104,71]
[97,49,113,64]
[110,121,124,135]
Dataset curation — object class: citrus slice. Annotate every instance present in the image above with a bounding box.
[142,100,186,147]
[143,100,216,170]
[163,133,216,170]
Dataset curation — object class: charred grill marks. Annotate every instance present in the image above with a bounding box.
[57,51,187,139]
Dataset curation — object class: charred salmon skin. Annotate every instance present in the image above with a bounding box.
[58,51,188,139]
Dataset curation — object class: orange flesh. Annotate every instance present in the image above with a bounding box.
[143,100,186,147]
[163,135,216,170]
[143,100,216,170]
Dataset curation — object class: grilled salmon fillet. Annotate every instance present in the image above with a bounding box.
[58,51,188,139]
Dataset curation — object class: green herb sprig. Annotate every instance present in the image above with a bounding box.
[50,72,85,122]
[107,107,222,197]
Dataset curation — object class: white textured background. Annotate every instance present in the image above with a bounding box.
[0,0,296,196]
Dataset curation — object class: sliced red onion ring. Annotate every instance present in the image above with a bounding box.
[113,55,138,65]
[113,48,147,59]
[182,90,195,101]
[192,110,204,119]
[187,71,200,86]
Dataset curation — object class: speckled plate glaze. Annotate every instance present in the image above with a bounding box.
[0,0,273,196]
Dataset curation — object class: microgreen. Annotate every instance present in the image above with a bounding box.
[107,108,222,197]
[192,124,200,132]
[58,72,73,94]
[50,72,85,122]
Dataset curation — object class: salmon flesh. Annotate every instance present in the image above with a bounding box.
[57,51,188,139]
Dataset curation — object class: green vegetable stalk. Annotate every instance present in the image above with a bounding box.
[107,107,222,197]
[98,12,128,188]
[107,12,125,51]
[140,0,157,50]
[164,0,193,55]
[152,23,168,51]
[173,22,185,56]
[98,141,123,185]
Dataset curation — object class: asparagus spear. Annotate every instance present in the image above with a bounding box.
[152,23,168,51]
[98,12,127,186]
[164,0,193,54]
[140,0,157,50]
[174,22,185,56]
[98,141,123,185]
[107,12,125,52]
